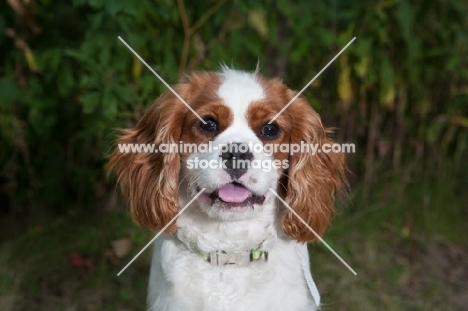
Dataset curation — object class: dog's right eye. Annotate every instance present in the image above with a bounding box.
[261,123,280,139]
[199,118,218,134]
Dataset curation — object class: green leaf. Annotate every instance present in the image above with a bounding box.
[102,85,117,118]
[0,78,21,109]
[57,67,75,97]
[88,0,104,9]
[72,0,87,6]
[380,56,395,109]
[396,0,412,43]
[79,92,101,113]
[105,0,123,15]
[248,9,268,38]
[0,15,5,45]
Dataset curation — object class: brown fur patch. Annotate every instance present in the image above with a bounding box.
[107,72,227,232]
[249,75,347,242]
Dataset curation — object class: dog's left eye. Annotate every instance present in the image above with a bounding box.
[199,118,218,134]
[261,123,280,139]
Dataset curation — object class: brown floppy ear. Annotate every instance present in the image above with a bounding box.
[108,85,188,232]
[282,97,347,242]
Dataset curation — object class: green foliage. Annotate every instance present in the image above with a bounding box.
[0,0,467,213]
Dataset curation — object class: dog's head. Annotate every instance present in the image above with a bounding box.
[108,68,346,242]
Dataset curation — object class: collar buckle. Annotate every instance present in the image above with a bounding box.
[189,241,269,266]
[208,249,268,266]
[210,250,250,266]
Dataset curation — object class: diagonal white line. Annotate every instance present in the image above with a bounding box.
[269,37,356,124]
[117,188,206,276]
[117,36,206,124]
[268,188,357,275]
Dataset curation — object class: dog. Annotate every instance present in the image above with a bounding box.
[109,67,346,310]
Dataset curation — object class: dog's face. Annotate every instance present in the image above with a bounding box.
[179,70,284,222]
[109,68,346,242]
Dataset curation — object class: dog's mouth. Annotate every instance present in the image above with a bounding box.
[198,182,265,209]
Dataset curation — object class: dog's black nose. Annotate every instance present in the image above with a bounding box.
[220,142,253,179]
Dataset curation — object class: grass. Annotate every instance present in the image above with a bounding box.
[0,170,467,310]
[0,208,152,311]
[314,169,468,310]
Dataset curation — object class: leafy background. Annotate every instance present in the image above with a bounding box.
[0,0,467,310]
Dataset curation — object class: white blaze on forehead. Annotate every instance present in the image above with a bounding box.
[216,68,265,145]
[217,69,265,121]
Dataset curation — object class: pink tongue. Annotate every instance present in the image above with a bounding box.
[218,183,252,203]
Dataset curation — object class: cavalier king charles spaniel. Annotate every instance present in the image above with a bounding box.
[109,67,346,310]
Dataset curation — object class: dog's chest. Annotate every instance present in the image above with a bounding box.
[153,237,315,310]
[179,254,275,305]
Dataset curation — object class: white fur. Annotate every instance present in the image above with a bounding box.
[147,69,318,311]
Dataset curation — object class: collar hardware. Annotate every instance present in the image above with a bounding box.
[209,249,268,266]
[190,243,268,266]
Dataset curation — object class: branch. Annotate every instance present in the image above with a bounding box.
[178,0,229,74]
[190,0,229,34]
[177,0,191,73]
